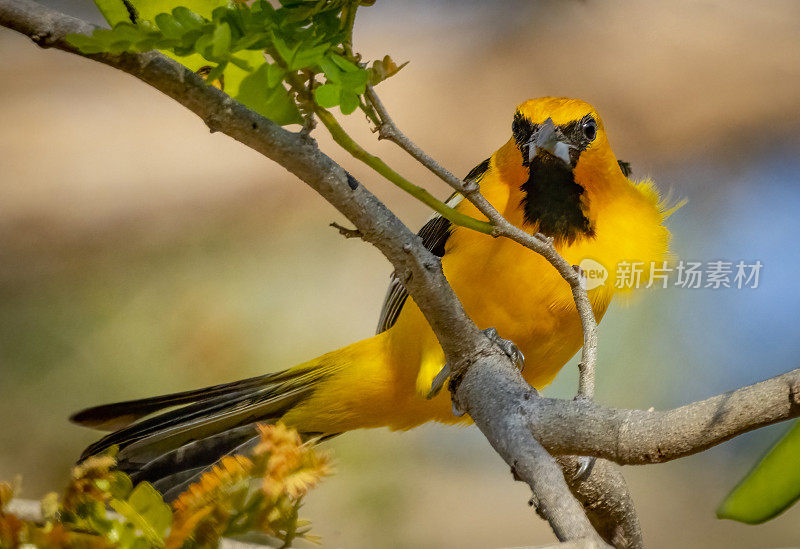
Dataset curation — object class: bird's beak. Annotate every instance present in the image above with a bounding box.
[528,117,573,165]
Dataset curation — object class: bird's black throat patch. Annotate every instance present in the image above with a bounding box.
[521,155,593,242]
[513,113,594,241]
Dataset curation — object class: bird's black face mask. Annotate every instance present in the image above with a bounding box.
[512,114,596,242]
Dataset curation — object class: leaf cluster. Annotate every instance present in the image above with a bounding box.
[0,423,329,548]
[67,0,405,124]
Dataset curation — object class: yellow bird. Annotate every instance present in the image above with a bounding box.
[72,97,676,498]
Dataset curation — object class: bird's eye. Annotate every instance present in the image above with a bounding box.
[582,118,597,141]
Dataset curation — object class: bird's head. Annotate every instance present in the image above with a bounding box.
[498,97,624,242]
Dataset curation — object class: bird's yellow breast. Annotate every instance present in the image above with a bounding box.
[382,138,673,427]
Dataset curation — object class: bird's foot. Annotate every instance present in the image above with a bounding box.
[484,327,525,371]
[427,328,524,416]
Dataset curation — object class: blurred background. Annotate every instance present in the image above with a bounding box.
[1,0,799,547]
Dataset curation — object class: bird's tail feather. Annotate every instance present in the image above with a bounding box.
[71,364,330,499]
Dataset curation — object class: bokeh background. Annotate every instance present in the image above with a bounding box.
[2,0,800,547]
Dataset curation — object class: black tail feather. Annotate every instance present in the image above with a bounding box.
[128,423,261,484]
[160,435,263,501]
[70,369,308,431]
[73,365,329,499]
[154,466,213,501]
[115,385,311,467]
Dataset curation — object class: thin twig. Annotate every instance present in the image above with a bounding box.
[314,107,494,234]
[329,221,362,239]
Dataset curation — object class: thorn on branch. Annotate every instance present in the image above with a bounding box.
[346,172,359,190]
[329,222,362,239]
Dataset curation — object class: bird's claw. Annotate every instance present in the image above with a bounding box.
[484,327,525,371]
[570,395,595,481]
[573,456,596,482]
[427,363,451,399]
[428,364,466,416]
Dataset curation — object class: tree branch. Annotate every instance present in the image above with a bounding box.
[458,358,800,465]
[457,354,607,543]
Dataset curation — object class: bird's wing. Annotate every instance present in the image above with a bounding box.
[375,158,491,333]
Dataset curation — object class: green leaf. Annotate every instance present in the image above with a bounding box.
[236,64,303,125]
[194,32,214,57]
[171,6,206,31]
[718,421,800,523]
[265,63,286,87]
[271,33,298,67]
[110,482,171,546]
[154,13,184,40]
[228,55,253,71]
[211,22,231,58]
[290,43,330,71]
[93,0,137,25]
[232,31,268,52]
[340,68,367,94]
[313,83,341,108]
[66,33,106,54]
[137,0,226,22]
[107,21,149,43]
[339,89,359,115]
[318,55,342,83]
[330,54,360,73]
[108,471,134,500]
